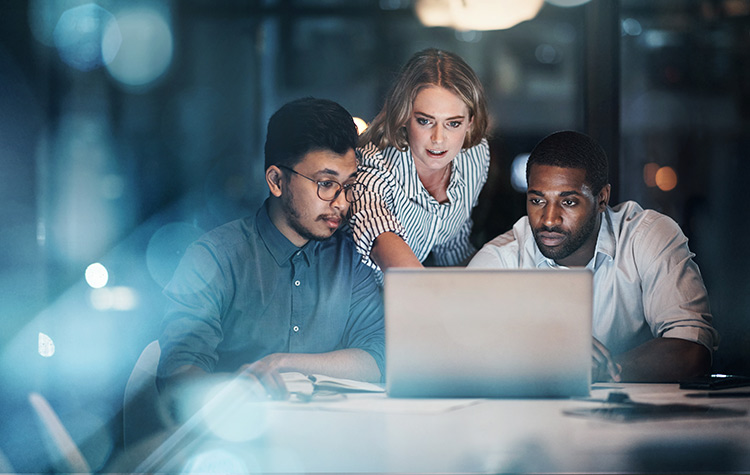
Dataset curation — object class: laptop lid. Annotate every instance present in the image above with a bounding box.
[384,268,592,398]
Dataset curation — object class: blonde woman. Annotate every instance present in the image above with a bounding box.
[349,48,491,282]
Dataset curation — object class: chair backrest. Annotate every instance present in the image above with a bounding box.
[123,340,166,449]
[28,392,91,474]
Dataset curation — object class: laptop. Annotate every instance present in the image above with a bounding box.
[384,267,592,398]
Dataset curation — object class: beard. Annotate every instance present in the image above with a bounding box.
[280,187,340,242]
[532,209,598,263]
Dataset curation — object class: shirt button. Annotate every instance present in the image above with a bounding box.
[294,280,301,287]
[293,325,300,332]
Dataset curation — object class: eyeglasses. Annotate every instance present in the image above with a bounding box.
[277,165,363,203]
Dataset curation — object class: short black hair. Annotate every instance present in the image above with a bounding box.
[264,97,358,170]
[526,130,609,194]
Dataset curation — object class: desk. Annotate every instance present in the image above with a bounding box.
[127,383,750,473]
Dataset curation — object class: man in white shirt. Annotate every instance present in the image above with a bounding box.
[469,131,718,382]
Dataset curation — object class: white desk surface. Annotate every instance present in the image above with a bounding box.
[131,383,750,474]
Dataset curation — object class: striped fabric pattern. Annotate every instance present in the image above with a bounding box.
[348,138,490,278]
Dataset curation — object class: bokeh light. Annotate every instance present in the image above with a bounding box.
[85,262,109,289]
[455,29,483,43]
[415,0,544,31]
[643,162,659,187]
[353,117,369,135]
[89,286,139,311]
[202,379,270,442]
[535,44,562,64]
[38,332,55,358]
[452,0,544,31]
[414,0,453,27]
[622,18,643,36]
[655,166,678,191]
[511,153,530,192]
[47,112,130,266]
[104,7,174,88]
[182,448,251,474]
[28,0,84,47]
[52,3,120,72]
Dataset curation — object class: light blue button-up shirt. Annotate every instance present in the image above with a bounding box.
[158,200,385,379]
[469,201,719,356]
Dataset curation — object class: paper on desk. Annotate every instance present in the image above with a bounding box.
[278,372,480,413]
[281,372,384,394]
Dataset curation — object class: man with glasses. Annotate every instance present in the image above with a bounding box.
[157,98,384,401]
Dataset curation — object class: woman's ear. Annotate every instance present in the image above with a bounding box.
[266,165,284,198]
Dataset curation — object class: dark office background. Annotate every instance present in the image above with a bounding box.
[1,0,749,471]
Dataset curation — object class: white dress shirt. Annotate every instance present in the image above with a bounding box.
[468,200,719,356]
[349,139,490,280]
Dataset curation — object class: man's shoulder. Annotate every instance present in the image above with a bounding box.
[609,201,684,240]
[192,214,257,255]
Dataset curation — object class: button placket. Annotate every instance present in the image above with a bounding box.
[290,252,305,345]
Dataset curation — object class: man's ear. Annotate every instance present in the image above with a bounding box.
[597,184,611,212]
[266,166,284,198]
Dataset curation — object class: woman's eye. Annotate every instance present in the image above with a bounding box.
[448,121,462,128]
[416,117,430,126]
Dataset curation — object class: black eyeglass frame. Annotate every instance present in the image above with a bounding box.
[277,164,362,203]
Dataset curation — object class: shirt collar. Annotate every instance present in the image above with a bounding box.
[535,250,556,269]
[592,207,616,269]
[257,199,318,266]
[402,148,467,201]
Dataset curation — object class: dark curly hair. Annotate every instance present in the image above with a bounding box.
[526,130,609,194]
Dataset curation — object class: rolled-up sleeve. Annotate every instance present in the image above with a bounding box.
[158,242,227,378]
[636,214,719,353]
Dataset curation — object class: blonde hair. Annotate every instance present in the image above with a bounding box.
[359,48,489,151]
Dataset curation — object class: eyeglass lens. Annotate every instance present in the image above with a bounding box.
[317,182,360,203]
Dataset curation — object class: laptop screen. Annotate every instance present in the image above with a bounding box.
[384,268,592,398]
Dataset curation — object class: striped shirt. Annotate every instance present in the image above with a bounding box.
[349,139,490,280]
